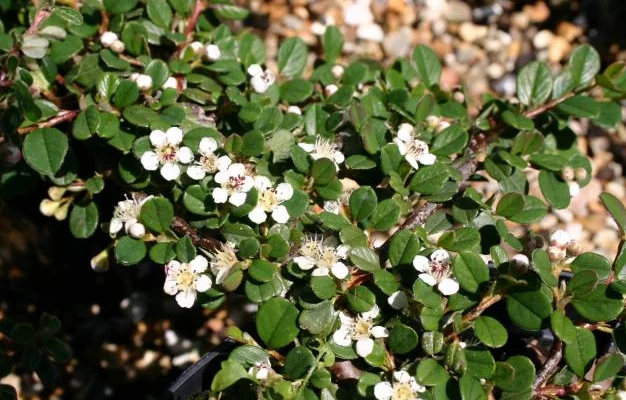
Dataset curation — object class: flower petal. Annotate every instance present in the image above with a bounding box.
[371,325,389,338]
[331,262,349,279]
[332,328,352,347]
[412,255,430,272]
[160,163,181,181]
[141,151,159,171]
[418,152,437,165]
[186,165,206,180]
[163,279,178,295]
[438,278,460,295]
[149,130,166,147]
[175,289,196,308]
[361,304,379,320]
[298,142,315,153]
[194,274,212,292]
[294,256,316,270]
[271,205,290,223]
[248,207,267,224]
[166,127,183,145]
[190,255,208,273]
[217,156,232,171]
[212,187,229,203]
[229,191,247,207]
[419,273,437,286]
[199,137,218,154]
[254,175,272,190]
[397,123,414,142]
[276,183,294,201]
[405,155,419,169]
[355,338,374,357]
[393,370,411,384]
[176,146,194,164]
[373,382,393,400]
[109,218,123,236]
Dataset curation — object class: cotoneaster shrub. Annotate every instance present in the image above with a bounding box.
[2,1,626,399]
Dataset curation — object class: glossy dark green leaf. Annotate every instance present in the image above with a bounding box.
[22,128,68,176]
[256,298,299,349]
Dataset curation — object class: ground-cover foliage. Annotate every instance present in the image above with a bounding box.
[1,0,626,399]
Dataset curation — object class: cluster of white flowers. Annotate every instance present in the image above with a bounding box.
[548,229,582,262]
[412,249,460,296]
[248,64,275,94]
[298,138,345,170]
[163,255,212,308]
[130,72,153,92]
[109,193,153,239]
[294,235,350,279]
[140,127,194,181]
[212,162,255,206]
[188,41,221,61]
[100,31,125,53]
[332,305,388,357]
[248,176,293,224]
[394,123,436,170]
[374,370,426,400]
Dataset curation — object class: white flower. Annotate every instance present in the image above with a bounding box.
[248,358,273,381]
[109,193,154,238]
[298,138,345,169]
[110,40,125,53]
[131,73,153,91]
[100,31,118,47]
[189,41,205,56]
[140,127,194,181]
[294,235,350,279]
[205,44,221,61]
[287,105,302,115]
[387,291,408,310]
[186,137,231,180]
[162,76,178,90]
[163,256,212,308]
[209,242,238,284]
[426,115,451,133]
[550,229,571,248]
[248,176,293,224]
[374,370,426,400]
[394,124,436,170]
[332,305,388,357]
[413,250,459,296]
[248,64,275,94]
[212,162,254,206]
[325,84,338,96]
[568,182,580,197]
[331,65,344,79]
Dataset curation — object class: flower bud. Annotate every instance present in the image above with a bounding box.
[568,182,580,197]
[511,254,529,274]
[54,202,70,221]
[110,40,125,53]
[100,31,118,47]
[325,84,338,96]
[128,222,146,239]
[566,240,583,257]
[205,44,221,61]
[561,166,575,182]
[40,199,60,216]
[189,41,205,55]
[331,65,344,79]
[550,229,571,248]
[135,74,153,91]
[90,249,110,272]
[247,64,263,76]
[48,186,66,201]
[453,91,465,103]
[287,105,301,115]
[162,76,178,90]
[548,245,565,262]
[574,167,588,182]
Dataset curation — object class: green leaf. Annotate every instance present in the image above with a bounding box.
[311,276,337,300]
[502,110,534,131]
[104,0,137,14]
[416,358,448,386]
[459,374,487,400]
[370,199,401,230]
[242,130,265,156]
[280,79,313,103]
[72,106,100,140]
[349,186,377,221]
[495,356,535,393]
[147,0,173,28]
[474,316,508,348]
[299,300,334,335]
[145,59,170,89]
[256,298,299,349]
[115,236,147,265]
[564,327,596,376]
[388,323,418,354]
[49,35,83,64]
[388,229,420,266]
[373,270,400,295]
[140,197,173,233]
[53,6,83,25]
[322,26,344,63]
[557,95,601,118]
[532,249,558,287]
[346,286,376,313]
[496,193,525,218]
[593,353,624,383]
[149,242,176,264]
[464,348,496,378]
[421,331,444,355]
[438,228,481,252]
[412,45,441,88]
[210,360,248,391]
[311,158,336,186]
[600,192,626,235]
[570,252,611,281]
[123,105,158,127]
[538,170,570,209]
[249,260,275,283]
[278,37,307,78]
[22,128,68,176]
[345,155,377,170]
[572,285,623,322]
[430,125,469,156]
[349,247,380,272]
[506,290,551,331]
[452,252,489,293]
[516,61,552,106]
[69,201,99,239]
[509,195,547,224]
[551,311,576,344]
[214,4,249,20]
[569,44,600,87]
[284,346,315,379]
[14,80,42,121]
[409,163,449,194]
[114,80,139,108]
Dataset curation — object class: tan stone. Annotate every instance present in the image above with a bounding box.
[523,1,550,23]
[557,21,583,42]
[548,36,571,63]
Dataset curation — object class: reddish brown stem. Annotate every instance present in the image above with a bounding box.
[533,340,563,393]
[17,110,78,134]
[25,8,51,35]
[170,216,221,252]
[524,92,576,119]
[185,0,205,37]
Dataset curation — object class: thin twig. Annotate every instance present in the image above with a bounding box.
[524,92,576,119]
[17,110,79,134]
[533,340,563,392]
[25,8,51,35]
[171,216,221,251]
[173,0,205,57]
